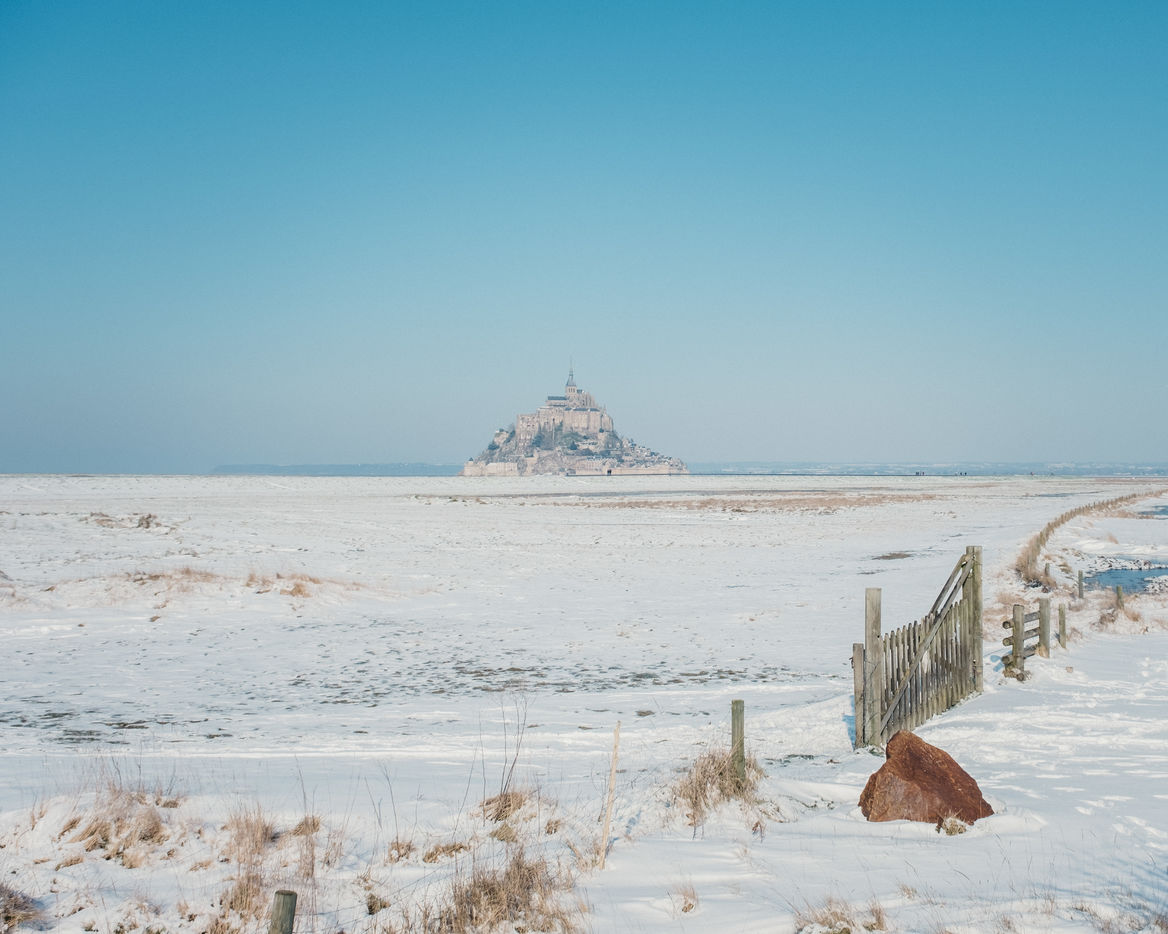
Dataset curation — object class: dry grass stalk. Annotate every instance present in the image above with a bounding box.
[793,896,855,933]
[66,783,168,866]
[0,883,43,932]
[423,840,470,864]
[480,789,528,822]
[794,895,890,934]
[435,847,579,934]
[670,881,699,916]
[223,807,277,861]
[289,814,320,836]
[936,815,969,835]
[673,747,764,827]
[209,804,277,929]
[387,838,415,863]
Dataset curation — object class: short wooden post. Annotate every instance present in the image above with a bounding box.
[1116,585,1124,609]
[1038,598,1051,656]
[851,642,866,747]
[269,891,297,934]
[863,588,883,745]
[599,721,620,870]
[731,700,745,787]
[971,546,984,693]
[1044,562,1050,581]
[1011,604,1025,675]
[1058,604,1067,648]
[1077,570,1084,599]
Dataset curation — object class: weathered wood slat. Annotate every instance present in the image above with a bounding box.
[929,553,971,618]
[1003,627,1041,645]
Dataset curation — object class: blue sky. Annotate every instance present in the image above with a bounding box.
[2,1,1165,472]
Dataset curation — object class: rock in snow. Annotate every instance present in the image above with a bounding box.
[859,731,994,825]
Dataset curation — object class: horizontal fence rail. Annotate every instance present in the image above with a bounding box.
[853,545,983,748]
[1002,597,1067,679]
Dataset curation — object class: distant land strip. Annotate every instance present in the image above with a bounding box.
[212,463,463,477]
[211,462,1168,478]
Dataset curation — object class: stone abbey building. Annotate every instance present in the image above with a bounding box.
[461,370,688,477]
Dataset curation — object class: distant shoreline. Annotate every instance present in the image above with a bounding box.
[4,462,1166,479]
[193,461,1168,478]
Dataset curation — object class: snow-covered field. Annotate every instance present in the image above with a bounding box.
[2,474,1168,933]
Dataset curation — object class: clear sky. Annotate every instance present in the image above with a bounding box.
[2,1,1165,473]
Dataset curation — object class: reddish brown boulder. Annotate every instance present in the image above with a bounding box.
[859,731,993,824]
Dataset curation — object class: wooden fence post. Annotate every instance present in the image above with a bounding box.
[851,643,866,747]
[269,891,297,934]
[864,588,883,746]
[1011,604,1025,676]
[731,700,745,786]
[971,546,984,693]
[1116,585,1124,609]
[1058,604,1067,648]
[1038,598,1051,656]
[599,721,620,870]
[1077,570,1084,600]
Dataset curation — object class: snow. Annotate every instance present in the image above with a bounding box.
[2,474,1167,932]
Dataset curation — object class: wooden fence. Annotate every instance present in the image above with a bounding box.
[1002,597,1067,679]
[853,546,983,748]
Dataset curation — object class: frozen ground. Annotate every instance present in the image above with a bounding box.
[1,474,1167,932]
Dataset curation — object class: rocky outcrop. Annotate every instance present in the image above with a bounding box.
[462,371,687,477]
[859,731,993,825]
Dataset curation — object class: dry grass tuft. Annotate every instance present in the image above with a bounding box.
[794,895,889,933]
[219,869,265,919]
[291,814,319,881]
[0,883,42,932]
[670,881,699,916]
[65,782,169,866]
[206,805,278,932]
[223,806,277,860]
[480,789,528,822]
[387,838,415,863]
[673,747,764,827]
[289,814,320,836]
[423,840,470,864]
[434,847,579,933]
[794,895,855,933]
[936,815,969,835]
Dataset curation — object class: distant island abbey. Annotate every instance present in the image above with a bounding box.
[461,370,688,477]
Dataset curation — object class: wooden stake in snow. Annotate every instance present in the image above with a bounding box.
[1059,603,1067,648]
[599,720,620,870]
[731,699,746,787]
[269,891,297,934]
[1038,598,1051,657]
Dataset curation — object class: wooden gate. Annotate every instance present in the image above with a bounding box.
[852,546,983,748]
